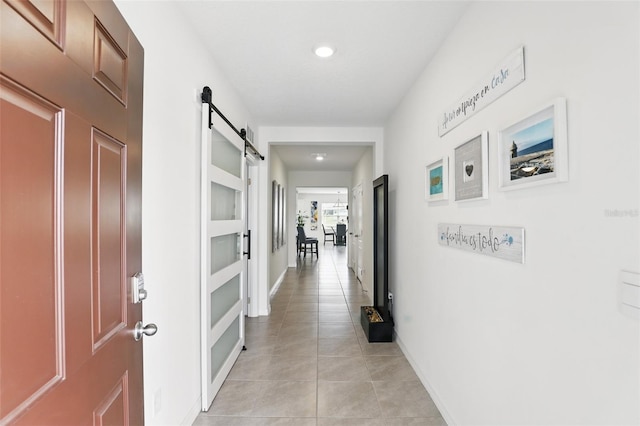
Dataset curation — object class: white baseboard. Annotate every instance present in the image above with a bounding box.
[180,394,202,426]
[257,269,287,316]
[395,332,456,426]
[258,305,271,316]
[269,269,286,298]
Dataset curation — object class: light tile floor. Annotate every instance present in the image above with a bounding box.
[194,245,446,426]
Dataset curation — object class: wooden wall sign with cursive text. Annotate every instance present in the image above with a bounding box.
[438,47,525,137]
[438,223,525,263]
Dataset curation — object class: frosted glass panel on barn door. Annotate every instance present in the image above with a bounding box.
[200,105,245,411]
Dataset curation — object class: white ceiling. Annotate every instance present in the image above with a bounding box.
[177,0,470,169]
[296,187,348,195]
[271,144,370,172]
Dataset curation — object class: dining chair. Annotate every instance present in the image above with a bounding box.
[296,226,318,258]
[335,224,347,246]
[322,224,335,245]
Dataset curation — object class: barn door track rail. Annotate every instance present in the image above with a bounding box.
[201,86,264,160]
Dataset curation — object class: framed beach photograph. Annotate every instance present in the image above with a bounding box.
[425,156,449,202]
[454,132,489,201]
[498,98,568,190]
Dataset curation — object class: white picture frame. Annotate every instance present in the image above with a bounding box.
[425,156,449,202]
[454,131,489,201]
[498,98,568,190]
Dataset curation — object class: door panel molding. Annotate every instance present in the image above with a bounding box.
[93,372,129,426]
[93,18,128,105]
[4,0,65,48]
[90,128,128,352]
[0,75,65,424]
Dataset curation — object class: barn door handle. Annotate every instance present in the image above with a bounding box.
[243,230,251,259]
[134,321,158,341]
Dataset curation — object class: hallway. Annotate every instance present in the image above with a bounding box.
[194,246,445,425]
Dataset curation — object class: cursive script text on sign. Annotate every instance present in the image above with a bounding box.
[438,47,525,137]
[437,223,525,263]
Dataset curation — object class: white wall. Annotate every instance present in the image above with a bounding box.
[269,148,288,294]
[114,2,254,424]
[384,2,639,425]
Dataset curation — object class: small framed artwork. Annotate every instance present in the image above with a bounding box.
[280,185,286,246]
[454,131,489,201]
[498,98,568,190]
[425,156,449,202]
[272,180,279,252]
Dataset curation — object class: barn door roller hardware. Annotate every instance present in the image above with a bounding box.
[201,86,264,160]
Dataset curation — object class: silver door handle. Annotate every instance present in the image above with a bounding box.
[134,321,158,341]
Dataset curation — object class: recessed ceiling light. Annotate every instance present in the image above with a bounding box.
[312,153,326,161]
[314,45,335,58]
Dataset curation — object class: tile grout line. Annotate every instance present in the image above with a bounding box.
[200,245,447,425]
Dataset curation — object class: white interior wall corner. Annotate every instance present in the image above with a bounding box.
[384,2,639,425]
[114,1,255,424]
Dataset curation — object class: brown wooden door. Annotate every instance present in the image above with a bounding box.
[0,0,145,424]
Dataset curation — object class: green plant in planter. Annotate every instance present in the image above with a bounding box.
[297,210,308,227]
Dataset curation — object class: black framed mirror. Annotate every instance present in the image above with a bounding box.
[373,174,390,321]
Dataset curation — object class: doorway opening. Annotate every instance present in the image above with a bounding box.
[296,187,349,248]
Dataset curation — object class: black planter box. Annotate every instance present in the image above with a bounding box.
[360,306,393,342]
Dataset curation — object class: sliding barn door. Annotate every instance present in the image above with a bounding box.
[200,100,246,410]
